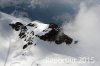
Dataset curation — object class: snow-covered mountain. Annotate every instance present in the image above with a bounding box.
[0,12,78,66]
[7,15,78,66]
[0,8,100,66]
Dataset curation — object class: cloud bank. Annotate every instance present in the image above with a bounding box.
[63,3,100,66]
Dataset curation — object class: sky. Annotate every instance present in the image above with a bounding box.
[0,0,100,24]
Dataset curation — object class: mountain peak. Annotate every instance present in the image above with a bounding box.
[9,21,74,49]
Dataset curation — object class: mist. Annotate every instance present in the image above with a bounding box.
[63,3,100,66]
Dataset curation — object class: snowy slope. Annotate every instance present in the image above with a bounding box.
[0,12,31,66]
[0,10,100,66]
[7,20,78,66]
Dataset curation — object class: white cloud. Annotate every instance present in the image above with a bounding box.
[63,3,100,66]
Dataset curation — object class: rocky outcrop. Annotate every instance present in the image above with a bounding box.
[9,22,74,49]
[37,23,73,44]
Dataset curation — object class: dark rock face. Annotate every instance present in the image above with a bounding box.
[23,44,28,49]
[9,22,34,49]
[9,22,74,49]
[27,23,35,27]
[19,26,27,39]
[9,22,28,39]
[9,22,24,31]
[74,40,78,44]
[37,23,73,45]
[55,33,73,44]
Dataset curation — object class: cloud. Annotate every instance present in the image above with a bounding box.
[0,0,99,8]
[63,2,100,66]
[0,0,30,8]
